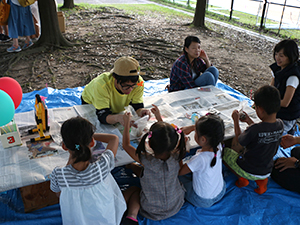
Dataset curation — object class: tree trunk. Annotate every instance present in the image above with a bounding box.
[61,0,75,9]
[35,0,72,48]
[192,0,206,27]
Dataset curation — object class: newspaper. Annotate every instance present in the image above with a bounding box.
[0,85,259,193]
[0,105,133,193]
[143,85,259,147]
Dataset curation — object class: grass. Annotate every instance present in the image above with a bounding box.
[59,1,300,41]
[148,0,300,41]
[60,3,192,20]
[205,6,300,40]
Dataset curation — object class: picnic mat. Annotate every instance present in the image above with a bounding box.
[1,79,300,225]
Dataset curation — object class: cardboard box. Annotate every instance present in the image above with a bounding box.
[0,124,22,148]
[57,11,65,33]
[19,181,59,213]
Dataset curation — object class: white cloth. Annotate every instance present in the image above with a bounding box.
[187,143,224,199]
[192,69,197,80]
[30,2,40,30]
[59,162,126,225]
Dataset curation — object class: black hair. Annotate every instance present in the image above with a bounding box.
[253,85,281,115]
[61,116,95,164]
[112,72,139,85]
[183,36,201,72]
[195,114,224,167]
[136,121,186,161]
[273,39,299,65]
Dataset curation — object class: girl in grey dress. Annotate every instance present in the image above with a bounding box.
[122,106,186,222]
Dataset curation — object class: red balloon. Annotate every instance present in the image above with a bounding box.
[0,77,23,109]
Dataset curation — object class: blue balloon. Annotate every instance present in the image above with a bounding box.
[0,90,15,127]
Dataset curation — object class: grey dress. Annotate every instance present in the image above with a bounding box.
[139,153,185,220]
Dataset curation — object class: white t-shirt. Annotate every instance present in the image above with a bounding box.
[187,143,224,199]
[271,71,299,89]
[192,69,197,80]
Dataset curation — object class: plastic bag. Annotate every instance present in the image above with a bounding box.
[124,105,149,139]
[130,115,149,138]
[49,121,62,145]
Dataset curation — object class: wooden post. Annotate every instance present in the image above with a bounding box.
[229,0,234,20]
[278,0,287,35]
[260,0,268,30]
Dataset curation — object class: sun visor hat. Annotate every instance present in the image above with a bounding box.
[110,56,145,76]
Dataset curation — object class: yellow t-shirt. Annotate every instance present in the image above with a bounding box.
[81,72,144,113]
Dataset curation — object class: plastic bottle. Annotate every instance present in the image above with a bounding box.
[191,113,199,124]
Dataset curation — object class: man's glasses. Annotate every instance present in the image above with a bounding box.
[120,83,137,90]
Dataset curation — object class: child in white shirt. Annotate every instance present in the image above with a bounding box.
[179,114,226,207]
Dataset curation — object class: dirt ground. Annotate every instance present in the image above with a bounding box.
[0,6,277,98]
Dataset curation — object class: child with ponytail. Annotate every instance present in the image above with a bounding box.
[122,105,186,221]
[50,116,137,225]
[179,114,226,208]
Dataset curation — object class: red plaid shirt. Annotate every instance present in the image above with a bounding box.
[169,54,207,92]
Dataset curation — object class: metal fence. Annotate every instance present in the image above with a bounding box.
[165,0,300,36]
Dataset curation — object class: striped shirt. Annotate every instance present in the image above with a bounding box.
[50,150,114,193]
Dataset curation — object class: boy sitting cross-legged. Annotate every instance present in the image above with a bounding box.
[223,85,284,194]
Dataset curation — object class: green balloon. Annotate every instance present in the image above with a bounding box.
[0,90,15,127]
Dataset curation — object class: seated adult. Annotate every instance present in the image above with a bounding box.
[169,36,219,92]
[271,134,300,193]
[81,56,150,126]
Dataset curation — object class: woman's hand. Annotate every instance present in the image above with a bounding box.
[275,157,298,172]
[199,49,208,61]
[199,49,211,67]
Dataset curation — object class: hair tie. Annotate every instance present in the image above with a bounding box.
[176,128,182,134]
[171,123,182,134]
[214,153,217,157]
[75,144,80,151]
[145,132,154,155]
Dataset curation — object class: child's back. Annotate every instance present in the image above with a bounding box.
[179,114,226,207]
[237,85,284,176]
[186,143,224,200]
[223,85,284,194]
[51,153,125,225]
[139,153,185,220]
[237,119,283,175]
[50,117,126,225]
[123,111,186,221]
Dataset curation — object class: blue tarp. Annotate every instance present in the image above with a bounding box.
[2,79,300,225]
[15,79,253,114]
